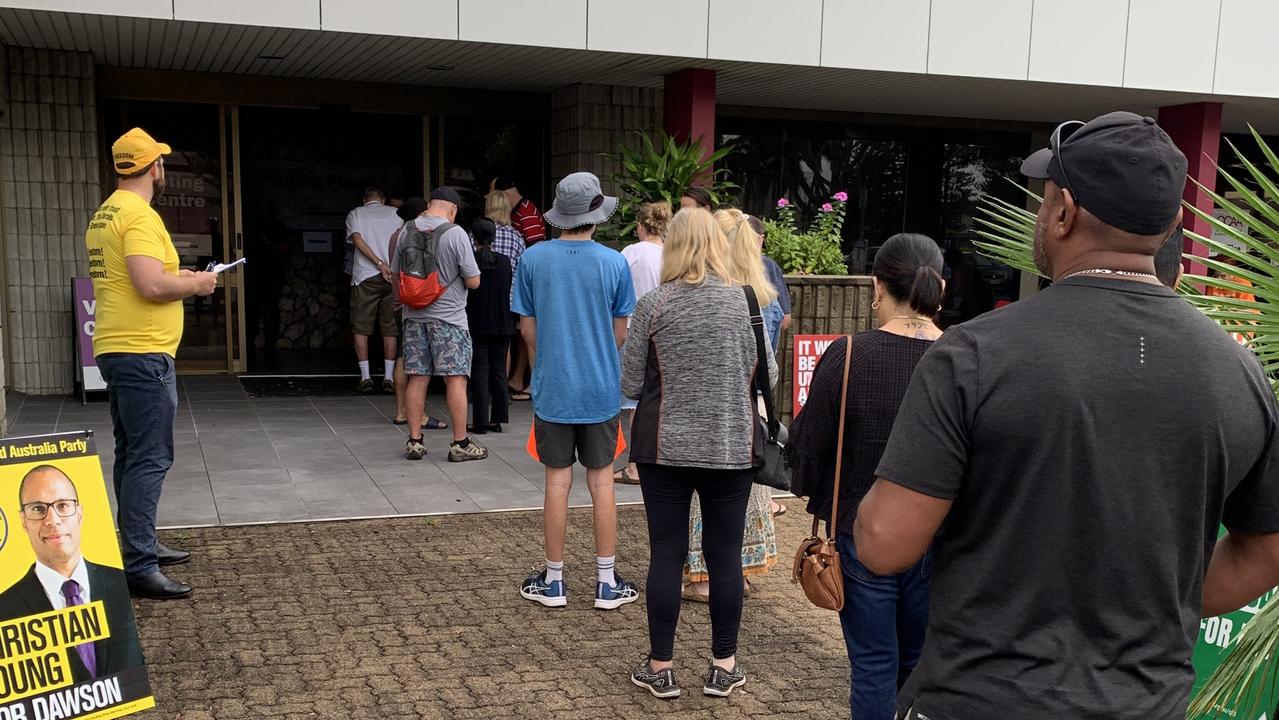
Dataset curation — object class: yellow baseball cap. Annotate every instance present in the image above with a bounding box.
[112,127,171,175]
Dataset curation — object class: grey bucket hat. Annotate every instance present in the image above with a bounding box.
[543,172,619,230]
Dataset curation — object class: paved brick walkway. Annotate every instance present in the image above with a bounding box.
[131,505,850,718]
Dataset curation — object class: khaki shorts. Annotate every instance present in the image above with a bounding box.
[350,275,398,337]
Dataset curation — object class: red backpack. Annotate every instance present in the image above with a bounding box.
[396,220,456,309]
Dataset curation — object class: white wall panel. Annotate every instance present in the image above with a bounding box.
[1029,0,1126,87]
[587,0,707,58]
[821,0,929,73]
[928,0,1032,80]
[0,0,171,18]
[322,0,457,39]
[174,0,321,29]
[460,0,586,49]
[707,0,821,66]
[1213,0,1279,98]
[1124,0,1220,92]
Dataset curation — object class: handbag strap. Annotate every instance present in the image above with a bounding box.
[815,335,854,539]
[743,285,779,437]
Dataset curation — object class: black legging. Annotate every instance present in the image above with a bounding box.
[638,463,754,661]
[470,333,511,425]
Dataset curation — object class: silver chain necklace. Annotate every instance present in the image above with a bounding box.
[1062,268,1159,282]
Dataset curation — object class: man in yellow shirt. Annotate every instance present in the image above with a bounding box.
[85,128,217,601]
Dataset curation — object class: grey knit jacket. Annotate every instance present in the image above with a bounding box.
[621,277,778,470]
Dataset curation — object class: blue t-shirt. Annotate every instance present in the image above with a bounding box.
[512,239,636,423]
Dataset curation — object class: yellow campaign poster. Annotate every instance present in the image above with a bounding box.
[0,431,154,720]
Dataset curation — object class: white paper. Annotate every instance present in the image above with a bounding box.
[212,258,247,274]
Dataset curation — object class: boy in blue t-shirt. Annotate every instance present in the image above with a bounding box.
[512,172,638,611]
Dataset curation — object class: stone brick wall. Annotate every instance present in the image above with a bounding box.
[0,46,100,396]
[549,84,662,195]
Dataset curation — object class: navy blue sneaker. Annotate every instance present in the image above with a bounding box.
[595,573,639,610]
[520,569,566,608]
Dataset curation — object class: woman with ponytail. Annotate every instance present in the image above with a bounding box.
[787,233,944,720]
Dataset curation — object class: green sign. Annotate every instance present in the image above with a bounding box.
[1190,530,1278,720]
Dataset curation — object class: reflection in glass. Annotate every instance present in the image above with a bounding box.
[938,143,1026,327]
[720,131,906,273]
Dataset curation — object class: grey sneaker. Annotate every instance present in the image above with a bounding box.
[357,378,375,394]
[405,437,427,460]
[631,657,680,699]
[448,438,488,462]
[703,663,746,697]
[381,378,395,394]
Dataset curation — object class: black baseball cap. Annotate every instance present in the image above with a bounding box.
[397,197,427,221]
[492,176,516,191]
[429,186,462,206]
[1021,111,1188,236]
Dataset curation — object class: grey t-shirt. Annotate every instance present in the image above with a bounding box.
[392,215,479,328]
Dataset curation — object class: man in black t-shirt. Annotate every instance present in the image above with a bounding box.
[853,112,1279,720]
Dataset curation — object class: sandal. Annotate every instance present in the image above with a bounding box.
[393,416,449,429]
[681,585,710,603]
[510,388,531,401]
[613,467,641,485]
[771,501,787,517]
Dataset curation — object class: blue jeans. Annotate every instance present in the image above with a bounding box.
[837,532,930,720]
[763,300,784,352]
[97,353,178,578]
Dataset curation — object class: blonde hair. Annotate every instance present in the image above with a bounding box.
[485,190,512,226]
[636,201,673,238]
[715,208,778,306]
[661,209,735,287]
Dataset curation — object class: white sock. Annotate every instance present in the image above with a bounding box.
[597,556,616,586]
[383,359,395,380]
[545,559,564,583]
[358,360,370,380]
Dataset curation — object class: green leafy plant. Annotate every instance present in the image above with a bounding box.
[971,127,1279,719]
[605,130,737,239]
[764,195,849,275]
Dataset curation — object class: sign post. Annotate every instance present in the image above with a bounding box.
[792,334,843,412]
[71,279,106,405]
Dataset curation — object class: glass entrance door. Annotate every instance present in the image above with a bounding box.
[100,99,247,373]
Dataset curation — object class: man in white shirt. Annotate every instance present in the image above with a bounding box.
[0,465,144,682]
[346,187,404,394]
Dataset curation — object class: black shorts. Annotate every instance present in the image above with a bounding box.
[533,415,621,470]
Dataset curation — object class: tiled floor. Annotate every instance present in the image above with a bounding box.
[3,375,644,528]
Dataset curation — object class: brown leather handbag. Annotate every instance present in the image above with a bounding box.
[792,335,852,611]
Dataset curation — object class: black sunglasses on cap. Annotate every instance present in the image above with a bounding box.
[1050,120,1086,195]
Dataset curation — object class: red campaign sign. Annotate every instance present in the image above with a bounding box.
[792,334,843,411]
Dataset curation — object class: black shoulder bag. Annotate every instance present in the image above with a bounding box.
[745,286,791,491]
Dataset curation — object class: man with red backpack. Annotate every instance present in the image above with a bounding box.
[391,188,486,462]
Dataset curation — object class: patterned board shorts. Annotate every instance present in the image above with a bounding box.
[402,319,472,377]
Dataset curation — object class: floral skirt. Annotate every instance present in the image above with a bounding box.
[684,482,779,583]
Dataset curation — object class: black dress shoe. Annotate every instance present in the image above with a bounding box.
[156,542,191,566]
[127,571,193,600]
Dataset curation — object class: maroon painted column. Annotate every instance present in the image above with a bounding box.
[1158,102,1223,277]
[663,68,717,167]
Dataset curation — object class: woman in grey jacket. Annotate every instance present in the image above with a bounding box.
[622,208,778,700]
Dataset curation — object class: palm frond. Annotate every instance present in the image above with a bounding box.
[972,128,1279,719]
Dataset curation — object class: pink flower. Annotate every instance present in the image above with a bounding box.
[776,198,790,208]
[833,191,848,203]
[820,202,834,213]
